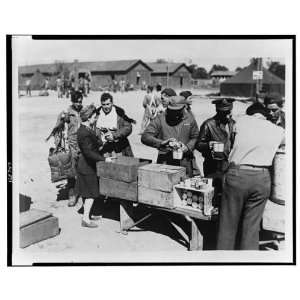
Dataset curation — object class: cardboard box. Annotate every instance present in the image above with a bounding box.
[138,185,175,208]
[99,177,138,202]
[19,193,32,213]
[20,209,59,248]
[138,164,186,192]
[97,157,151,183]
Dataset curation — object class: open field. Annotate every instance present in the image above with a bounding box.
[15,89,250,262]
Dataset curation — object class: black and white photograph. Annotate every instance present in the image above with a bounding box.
[8,36,295,265]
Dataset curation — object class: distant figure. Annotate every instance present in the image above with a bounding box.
[44,78,49,91]
[264,92,285,128]
[140,85,160,134]
[56,77,63,99]
[112,80,118,93]
[256,87,267,105]
[25,79,31,96]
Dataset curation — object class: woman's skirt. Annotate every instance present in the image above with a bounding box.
[76,172,99,199]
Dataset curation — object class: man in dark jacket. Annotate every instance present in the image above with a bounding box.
[95,92,135,157]
[141,95,199,177]
[196,98,236,177]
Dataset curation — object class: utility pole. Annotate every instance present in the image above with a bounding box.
[256,57,263,94]
[166,61,169,87]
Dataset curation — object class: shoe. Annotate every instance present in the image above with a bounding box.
[90,215,102,221]
[77,205,84,214]
[81,220,98,228]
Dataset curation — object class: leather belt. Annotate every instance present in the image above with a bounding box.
[238,164,269,170]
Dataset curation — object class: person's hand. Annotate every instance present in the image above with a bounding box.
[105,131,114,142]
[181,144,189,153]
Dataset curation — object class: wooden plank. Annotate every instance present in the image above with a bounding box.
[138,185,175,208]
[99,178,138,202]
[189,218,203,251]
[97,157,151,182]
[119,200,135,233]
[20,216,59,248]
[138,164,186,192]
[20,209,53,228]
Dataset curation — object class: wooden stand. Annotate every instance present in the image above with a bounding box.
[119,202,215,251]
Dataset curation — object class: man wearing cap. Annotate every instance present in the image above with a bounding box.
[95,92,136,157]
[264,93,285,128]
[141,95,199,177]
[217,103,285,250]
[160,88,177,111]
[196,97,236,177]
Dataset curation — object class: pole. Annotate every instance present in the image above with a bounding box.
[166,62,169,87]
[256,57,262,94]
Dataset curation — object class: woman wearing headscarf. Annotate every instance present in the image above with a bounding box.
[76,104,106,228]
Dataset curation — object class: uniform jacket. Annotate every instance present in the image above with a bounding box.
[95,105,134,157]
[196,115,236,175]
[141,109,199,157]
[77,124,105,175]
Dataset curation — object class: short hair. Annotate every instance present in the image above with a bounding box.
[101,92,113,102]
[264,93,283,108]
[246,102,269,117]
[156,84,162,92]
[71,90,83,103]
[147,85,154,92]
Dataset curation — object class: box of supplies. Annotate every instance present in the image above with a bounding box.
[138,164,186,193]
[138,186,175,208]
[97,157,151,183]
[99,177,138,202]
[20,209,59,248]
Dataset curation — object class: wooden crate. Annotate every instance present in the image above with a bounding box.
[97,157,151,183]
[173,184,215,216]
[138,185,175,208]
[138,164,186,192]
[19,193,32,213]
[99,177,138,202]
[20,209,59,248]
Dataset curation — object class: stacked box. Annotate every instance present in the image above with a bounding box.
[97,157,151,202]
[20,209,59,248]
[138,164,186,208]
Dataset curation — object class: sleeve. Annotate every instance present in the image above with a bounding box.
[186,118,200,151]
[195,122,211,155]
[142,95,148,108]
[79,134,105,162]
[112,117,132,140]
[141,117,164,149]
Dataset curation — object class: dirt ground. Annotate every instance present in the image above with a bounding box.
[16,89,250,263]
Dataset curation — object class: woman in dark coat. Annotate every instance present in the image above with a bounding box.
[77,104,106,228]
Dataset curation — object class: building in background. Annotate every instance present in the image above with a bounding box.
[147,62,192,89]
[210,71,236,83]
[220,62,285,97]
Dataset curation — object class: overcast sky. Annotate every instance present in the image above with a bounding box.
[12,36,289,71]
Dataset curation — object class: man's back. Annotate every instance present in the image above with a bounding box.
[229,115,284,166]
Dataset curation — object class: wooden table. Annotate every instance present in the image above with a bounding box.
[119,200,217,251]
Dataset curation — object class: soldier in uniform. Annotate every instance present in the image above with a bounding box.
[195,98,236,199]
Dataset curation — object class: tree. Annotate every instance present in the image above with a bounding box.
[268,61,285,80]
[188,64,209,79]
[156,58,168,64]
[235,67,243,72]
[209,64,229,76]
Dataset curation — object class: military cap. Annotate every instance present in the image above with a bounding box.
[80,104,96,122]
[179,90,192,100]
[161,88,176,97]
[212,97,235,111]
[168,95,187,110]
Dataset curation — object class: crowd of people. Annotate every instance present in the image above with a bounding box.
[49,85,285,250]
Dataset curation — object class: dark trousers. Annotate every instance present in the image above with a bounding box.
[216,167,271,250]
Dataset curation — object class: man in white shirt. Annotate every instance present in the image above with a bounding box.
[217,103,285,250]
[95,92,135,157]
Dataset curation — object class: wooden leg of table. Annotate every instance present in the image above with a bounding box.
[120,200,135,234]
[189,218,203,251]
